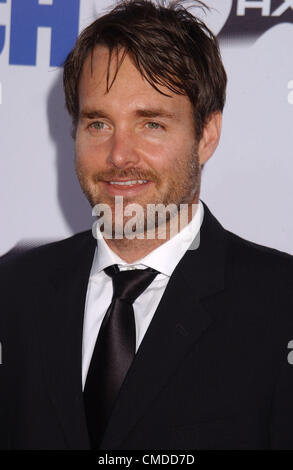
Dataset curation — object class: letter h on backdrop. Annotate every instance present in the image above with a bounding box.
[9,0,80,67]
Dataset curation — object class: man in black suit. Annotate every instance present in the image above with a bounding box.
[1,0,293,450]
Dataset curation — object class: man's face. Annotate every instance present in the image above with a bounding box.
[75,45,201,235]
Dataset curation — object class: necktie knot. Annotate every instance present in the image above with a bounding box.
[104,264,159,304]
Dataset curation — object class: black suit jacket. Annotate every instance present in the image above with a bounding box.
[0,200,293,450]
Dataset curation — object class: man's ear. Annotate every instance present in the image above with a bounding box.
[198,111,222,166]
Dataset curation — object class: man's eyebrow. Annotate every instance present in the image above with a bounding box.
[80,107,177,120]
[80,109,109,120]
[134,108,177,119]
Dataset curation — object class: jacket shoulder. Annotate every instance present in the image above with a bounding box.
[224,228,293,301]
[0,230,94,277]
[225,228,293,269]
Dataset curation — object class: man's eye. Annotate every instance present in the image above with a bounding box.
[90,121,106,130]
[146,122,162,130]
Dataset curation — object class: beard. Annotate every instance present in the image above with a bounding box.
[75,141,201,239]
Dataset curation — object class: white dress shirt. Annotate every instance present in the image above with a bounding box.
[82,199,204,389]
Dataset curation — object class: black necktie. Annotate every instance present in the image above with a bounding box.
[83,263,159,450]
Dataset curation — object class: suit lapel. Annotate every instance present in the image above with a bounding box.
[100,201,228,449]
[35,231,96,449]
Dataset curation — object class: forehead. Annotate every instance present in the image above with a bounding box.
[78,45,193,117]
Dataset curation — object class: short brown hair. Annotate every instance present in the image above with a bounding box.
[63,0,227,139]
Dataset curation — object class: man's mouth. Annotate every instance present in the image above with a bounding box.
[108,179,148,186]
[102,179,152,195]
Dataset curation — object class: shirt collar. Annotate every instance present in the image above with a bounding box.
[90,199,204,278]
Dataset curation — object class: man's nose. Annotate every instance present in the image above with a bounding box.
[107,129,140,169]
